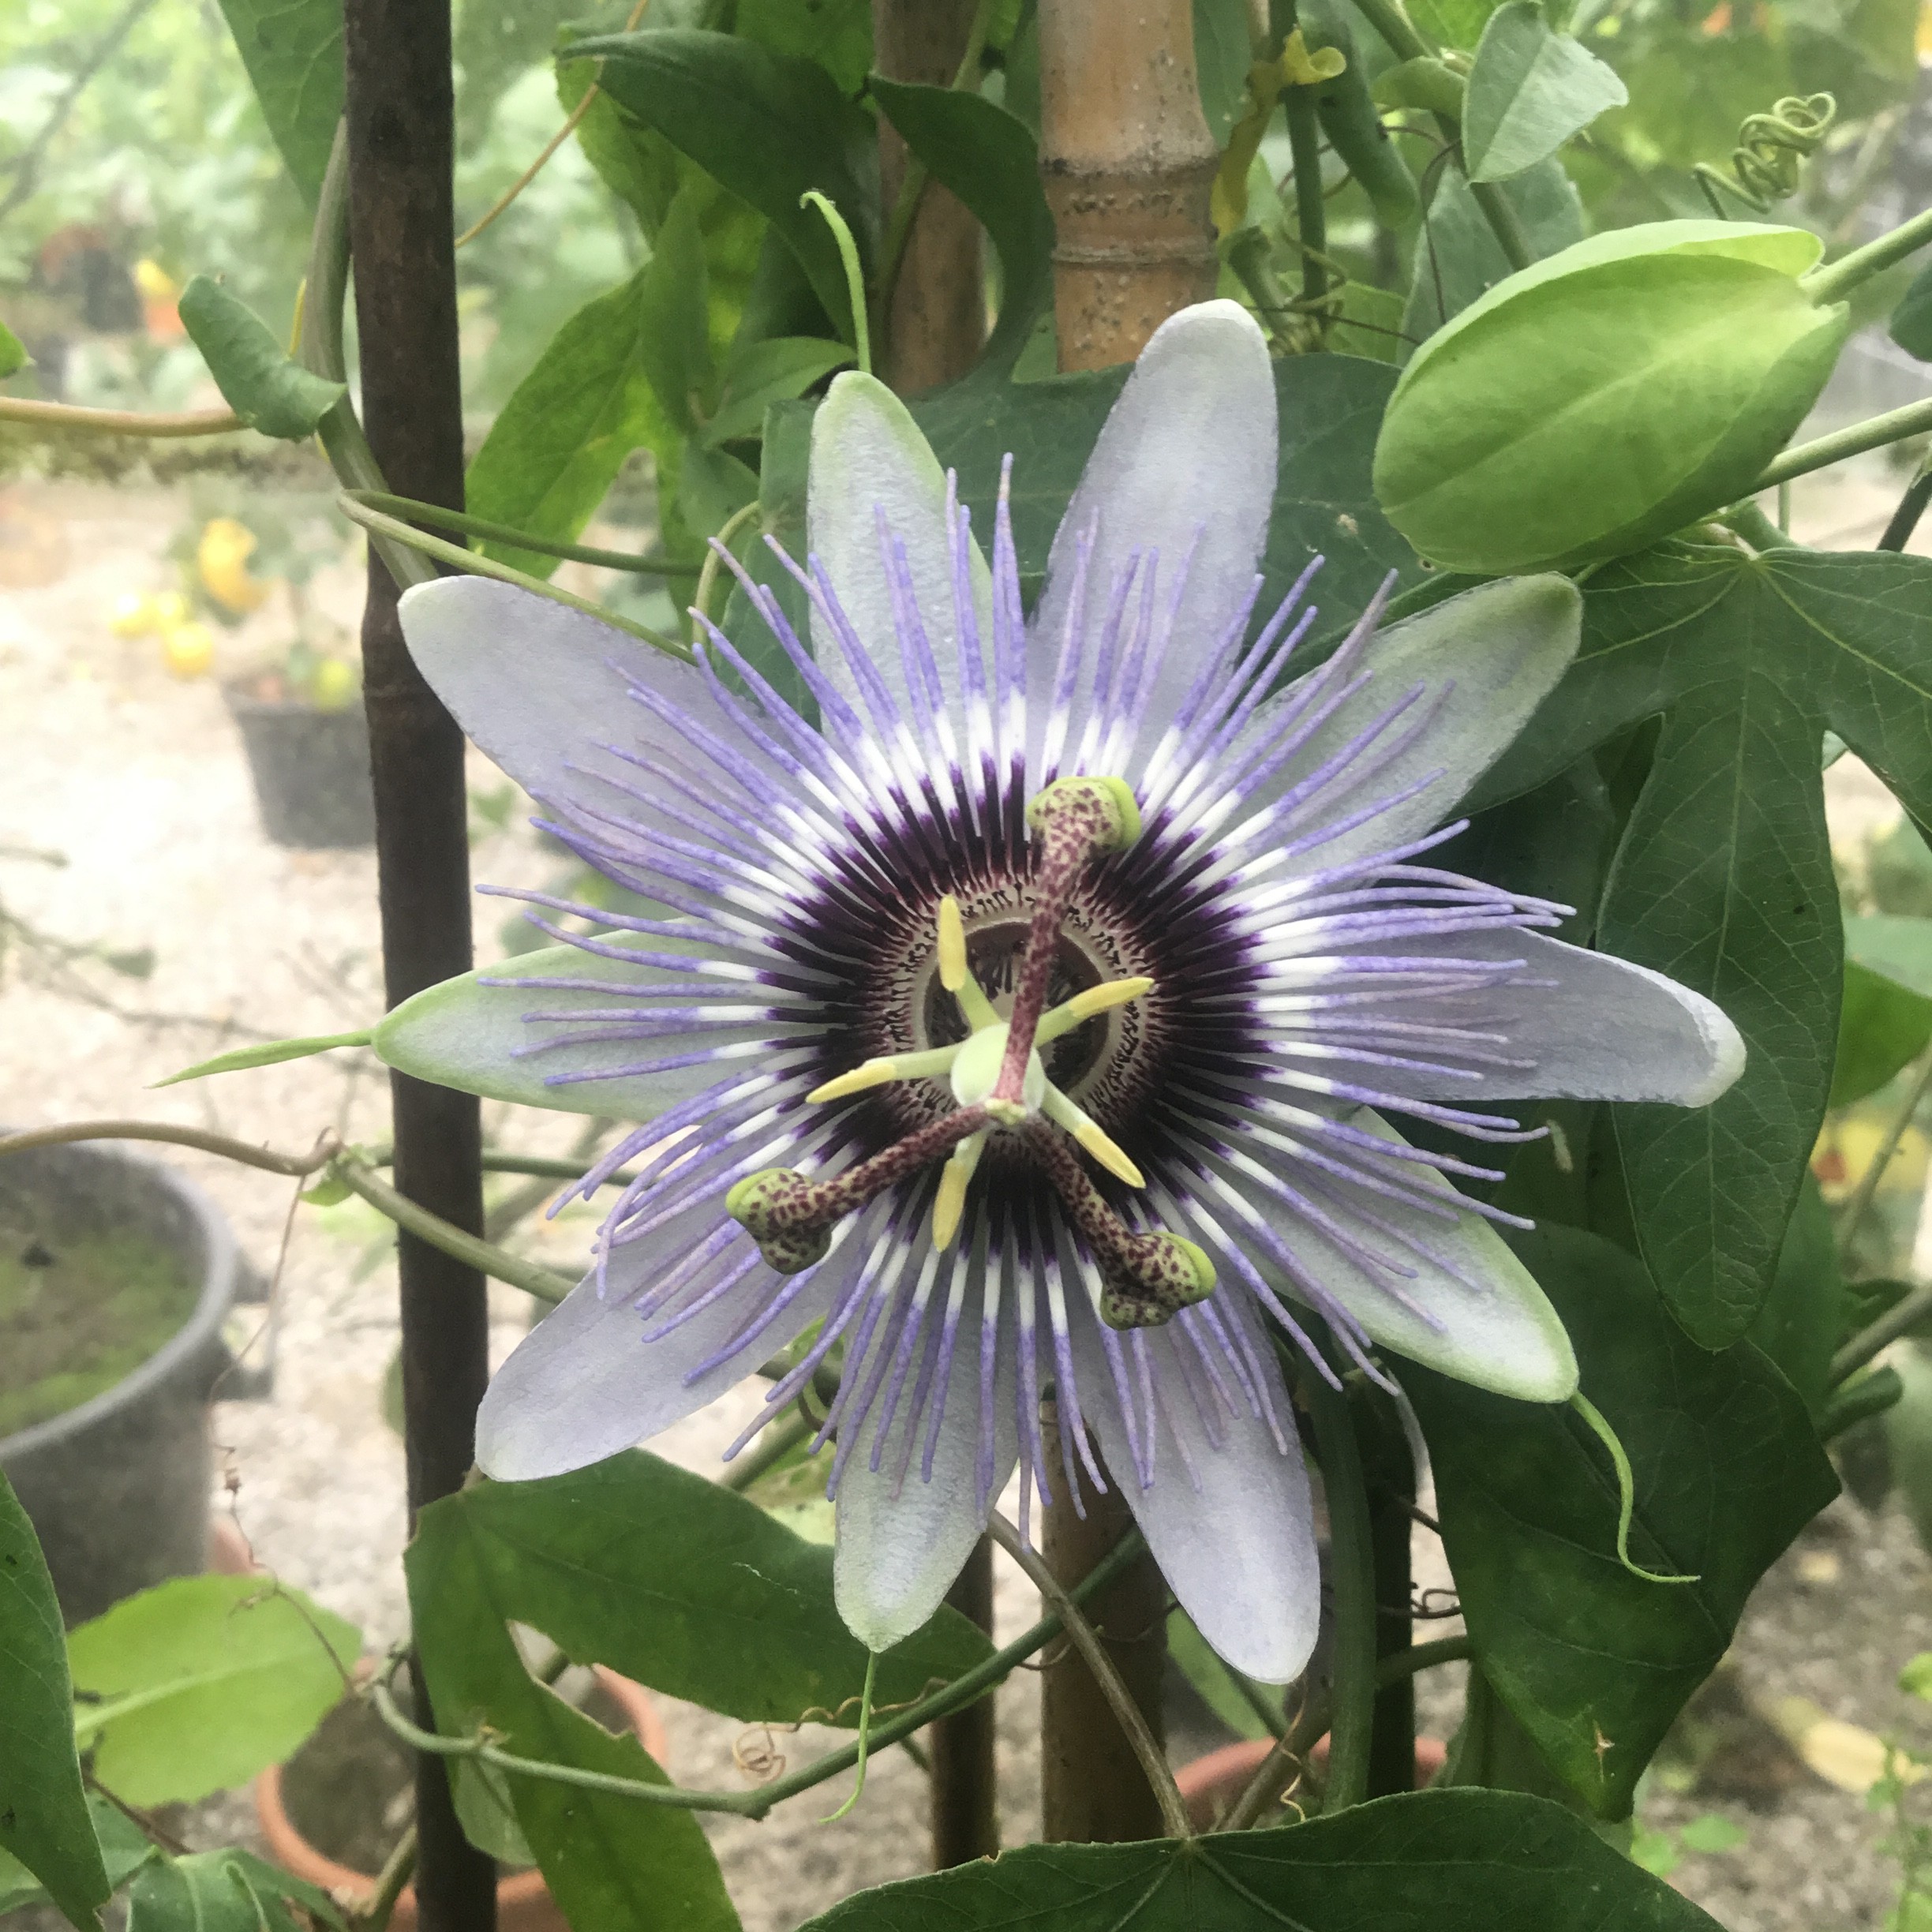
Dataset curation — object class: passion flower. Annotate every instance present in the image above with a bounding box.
[374,300,1743,1680]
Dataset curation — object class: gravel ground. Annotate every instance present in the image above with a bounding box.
[4,472,1930,1930]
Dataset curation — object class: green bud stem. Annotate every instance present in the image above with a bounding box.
[1800,202,1932,306]
[343,491,701,578]
[1753,393,1932,494]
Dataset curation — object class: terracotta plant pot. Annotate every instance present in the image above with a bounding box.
[254,1668,668,1930]
[1175,1732,1450,1832]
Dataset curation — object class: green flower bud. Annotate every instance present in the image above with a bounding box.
[1372,220,1850,575]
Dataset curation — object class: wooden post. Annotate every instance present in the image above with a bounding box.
[1035,0,1221,1842]
[340,0,496,1924]
[873,0,986,394]
[1035,0,1219,371]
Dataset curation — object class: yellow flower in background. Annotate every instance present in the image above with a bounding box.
[107,589,192,640]
[163,621,215,680]
[197,517,271,616]
[133,260,179,302]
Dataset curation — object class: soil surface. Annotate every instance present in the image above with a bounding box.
[3,470,1932,1930]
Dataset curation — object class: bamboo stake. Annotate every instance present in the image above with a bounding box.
[339,0,496,1924]
[1035,0,1219,370]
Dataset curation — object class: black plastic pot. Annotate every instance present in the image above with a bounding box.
[0,1140,242,1623]
[225,686,376,849]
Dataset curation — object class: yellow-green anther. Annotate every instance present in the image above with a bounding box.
[1036,975,1155,1044]
[808,1043,961,1105]
[937,893,1000,1029]
[1042,1084,1144,1187]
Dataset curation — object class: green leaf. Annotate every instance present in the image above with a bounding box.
[209,0,345,202]
[1166,1609,1271,1741]
[0,1469,109,1931]
[1676,1813,1748,1853]
[679,438,759,541]
[1889,259,1932,360]
[1401,1224,1838,1818]
[1846,913,1932,997]
[635,185,716,437]
[407,1485,739,1932]
[575,29,875,340]
[1833,957,1932,1106]
[1463,2,1628,183]
[1407,0,1508,51]
[67,1574,359,1808]
[124,1849,341,1932]
[1748,1176,1844,1417]
[465,268,669,580]
[736,0,873,95]
[1194,0,1256,142]
[413,1451,991,1724]
[871,78,1054,371]
[0,321,28,380]
[795,1788,1725,1930]
[1401,158,1584,343]
[914,353,1416,643]
[1901,1650,1932,1699]
[178,277,347,440]
[0,1797,153,1918]
[1472,541,1932,1340]
[1330,279,1409,363]
[702,336,852,447]
[153,1028,371,1088]
[719,395,816,713]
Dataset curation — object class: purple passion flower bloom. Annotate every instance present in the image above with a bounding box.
[374,301,1744,1683]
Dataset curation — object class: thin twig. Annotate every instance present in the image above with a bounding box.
[987,1512,1193,1840]
[1832,1279,1932,1385]
[1838,1050,1932,1256]
[0,1119,331,1176]
[454,0,653,249]
[0,398,242,437]
[349,1825,417,1931]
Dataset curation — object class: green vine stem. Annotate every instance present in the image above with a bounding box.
[0,398,241,436]
[1837,1049,1932,1255]
[1801,203,1932,305]
[1754,395,1932,493]
[348,1825,417,1932]
[1293,1342,1378,1814]
[372,1530,1151,1821]
[343,491,701,578]
[0,1119,331,1177]
[987,1515,1194,1840]
[1283,77,1331,311]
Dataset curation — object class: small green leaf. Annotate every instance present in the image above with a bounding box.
[124,1849,341,1932]
[1833,957,1932,1107]
[793,1789,1727,1930]
[1464,2,1628,182]
[152,1028,372,1088]
[68,1574,360,1807]
[1401,1224,1838,1818]
[1890,259,1932,360]
[702,336,852,447]
[466,269,672,580]
[0,1796,153,1917]
[0,1470,110,1931]
[0,321,29,380]
[1676,1813,1748,1854]
[871,79,1054,371]
[209,0,344,202]
[178,278,346,441]
[299,1174,353,1208]
[578,29,874,341]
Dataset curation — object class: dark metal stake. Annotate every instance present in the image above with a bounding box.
[340,2,496,1925]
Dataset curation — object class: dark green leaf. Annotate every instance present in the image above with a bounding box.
[1470,541,1932,1339]
[153,1028,371,1088]
[1406,0,1509,50]
[679,438,758,541]
[1402,159,1584,343]
[210,0,345,201]
[0,1797,154,1917]
[871,80,1054,372]
[178,277,346,441]
[0,1469,108,1931]
[1402,1224,1838,1817]
[914,353,1415,639]
[125,1849,341,1932]
[703,336,852,447]
[736,0,873,95]
[68,1574,359,1807]
[466,269,668,579]
[411,1451,991,1724]
[797,1788,1724,1930]
[559,58,679,234]
[1166,1609,1270,1742]
[0,321,28,380]
[1889,257,1932,360]
[635,185,715,436]
[1195,0,1254,142]
[407,1490,739,1932]
[1463,1,1627,182]
[1748,1176,1844,1416]
[576,29,874,339]
[1833,957,1932,1107]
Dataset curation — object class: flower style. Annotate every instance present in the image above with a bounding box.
[374,300,1744,1683]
